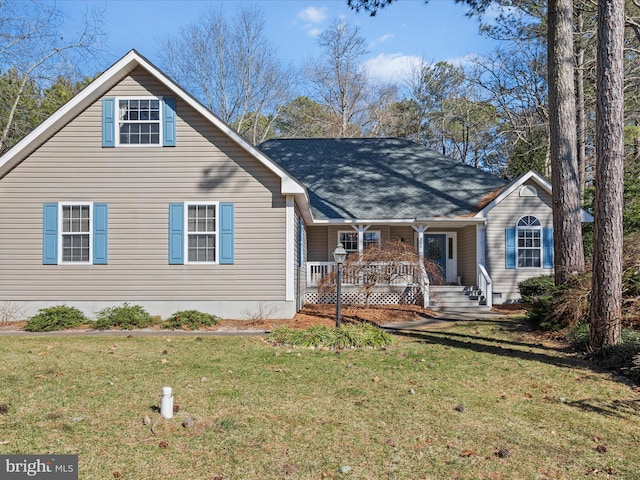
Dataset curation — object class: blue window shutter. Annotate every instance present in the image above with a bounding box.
[543,228,554,269]
[169,203,185,264]
[505,228,516,269]
[43,203,58,265]
[102,98,115,147]
[162,97,176,147]
[219,203,234,264]
[93,203,108,264]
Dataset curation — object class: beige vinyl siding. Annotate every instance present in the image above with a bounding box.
[485,180,553,301]
[308,225,425,261]
[307,226,327,262]
[458,225,477,286]
[0,68,287,304]
[389,226,414,244]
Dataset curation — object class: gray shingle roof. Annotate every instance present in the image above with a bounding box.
[258,138,508,220]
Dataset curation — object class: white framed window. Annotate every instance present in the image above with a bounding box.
[117,97,161,146]
[338,230,381,254]
[363,231,381,250]
[186,202,218,263]
[517,215,542,268]
[60,202,92,264]
[339,231,358,252]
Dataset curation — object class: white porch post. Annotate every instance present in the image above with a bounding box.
[413,225,429,307]
[285,196,295,302]
[476,222,487,272]
[413,225,428,262]
[353,224,370,257]
[338,225,371,258]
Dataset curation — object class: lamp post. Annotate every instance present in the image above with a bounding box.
[333,243,347,328]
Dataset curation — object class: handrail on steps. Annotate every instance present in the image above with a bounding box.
[477,264,492,308]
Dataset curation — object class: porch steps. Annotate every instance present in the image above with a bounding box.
[429,285,491,312]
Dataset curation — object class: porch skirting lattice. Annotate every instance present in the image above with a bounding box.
[306,286,423,306]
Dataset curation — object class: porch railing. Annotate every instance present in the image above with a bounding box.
[307,261,431,308]
[478,264,493,308]
[306,261,422,287]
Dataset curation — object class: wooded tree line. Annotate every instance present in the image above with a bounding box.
[0,0,635,348]
[3,0,639,184]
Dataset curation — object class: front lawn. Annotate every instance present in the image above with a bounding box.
[0,318,638,479]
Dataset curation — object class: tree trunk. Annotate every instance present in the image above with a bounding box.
[575,7,587,201]
[589,0,624,349]
[547,0,585,285]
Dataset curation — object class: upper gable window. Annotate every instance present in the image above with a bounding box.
[102,96,175,148]
[118,98,161,145]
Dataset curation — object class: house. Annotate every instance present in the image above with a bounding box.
[0,50,590,320]
[259,138,592,309]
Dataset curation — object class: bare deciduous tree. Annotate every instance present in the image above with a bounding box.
[0,0,103,153]
[158,5,296,145]
[303,19,371,137]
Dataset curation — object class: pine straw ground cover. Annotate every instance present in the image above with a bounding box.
[1,317,639,479]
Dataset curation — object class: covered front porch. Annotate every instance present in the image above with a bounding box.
[302,220,493,310]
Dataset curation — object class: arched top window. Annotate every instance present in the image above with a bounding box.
[516,215,542,267]
[517,215,541,227]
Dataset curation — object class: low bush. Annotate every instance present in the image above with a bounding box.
[94,303,157,330]
[518,276,566,330]
[267,323,393,349]
[566,323,640,384]
[164,310,220,330]
[518,275,558,303]
[565,322,590,351]
[519,274,590,331]
[25,305,88,332]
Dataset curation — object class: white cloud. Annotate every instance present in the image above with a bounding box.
[307,27,323,38]
[446,53,482,67]
[295,6,327,35]
[368,33,394,49]
[363,52,423,83]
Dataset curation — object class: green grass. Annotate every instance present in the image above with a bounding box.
[1,318,639,479]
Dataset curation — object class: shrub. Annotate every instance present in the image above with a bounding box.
[519,275,591,331]
[565,323,590,352]
[567,323,640,384]
[94,303,156,330]
[25,305,88,332]
[267,323,393,349]
[164,310,220,330]
[518,276,566,330]
[518,275,558,303]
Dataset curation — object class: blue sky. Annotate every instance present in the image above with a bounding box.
[54,0,498,82]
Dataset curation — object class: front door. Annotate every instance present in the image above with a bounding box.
[425,234,447,284]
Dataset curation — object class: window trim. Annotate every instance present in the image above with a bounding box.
[184,201,219,265]
[516,215,542,269]
[115,96,163,147]
[59,201,93,265]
